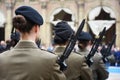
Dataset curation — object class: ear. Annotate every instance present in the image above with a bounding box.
[34,25,38,33]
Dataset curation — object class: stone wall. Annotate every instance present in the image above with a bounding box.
[2,0,120,47]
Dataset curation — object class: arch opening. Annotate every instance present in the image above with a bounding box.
[88,6,116,44]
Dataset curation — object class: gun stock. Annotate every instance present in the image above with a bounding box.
[57,19,85,71]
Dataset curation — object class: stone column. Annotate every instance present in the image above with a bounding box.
[40,1,51,48]
[76,0,87,31]
[5,2,12,40]
[5,0,16,41]
[116,21,120,47]
[45,22,52,47]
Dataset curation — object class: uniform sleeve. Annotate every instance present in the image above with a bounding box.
[80,57,93,80]
[50,56,66,80]
[0,55,5,79]
[95,60,109,80]
[107,54,116,64]
[92,53,109,80]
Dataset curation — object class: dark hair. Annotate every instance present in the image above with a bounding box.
[12,15,35,33]
[54,36,68,45]
[78,40,90,49]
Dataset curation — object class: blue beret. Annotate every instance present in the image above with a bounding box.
[15,6,43,25]
[54,21,74,44]
[78,31,92,41]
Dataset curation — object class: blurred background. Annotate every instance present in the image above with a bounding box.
[0,0,120,80]
[0,0,120,47]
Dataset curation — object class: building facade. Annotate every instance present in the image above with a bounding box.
[0,0,120,48]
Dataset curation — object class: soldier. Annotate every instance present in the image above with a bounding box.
[76,31,109,80]
[0,6,66,80]
[100,44,116,66]
[53,21,93,80]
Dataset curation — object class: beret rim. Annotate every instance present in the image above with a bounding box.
[15,6,43,25]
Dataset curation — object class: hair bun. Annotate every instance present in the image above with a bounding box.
[12,15,27,30]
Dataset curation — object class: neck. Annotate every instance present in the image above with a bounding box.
[21,32,36,42]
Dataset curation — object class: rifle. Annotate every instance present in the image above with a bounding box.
[57,19,85,71]
[10,26,20,47]
[85,27,106,66]
[102,34,116,63]
[11,25,15,34]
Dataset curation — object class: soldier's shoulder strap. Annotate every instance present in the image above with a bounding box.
[40,48,55,54]
[73,50,83,56]
[74,50,79,54]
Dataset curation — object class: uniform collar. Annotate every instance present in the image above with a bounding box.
[54,46,66,53]
[78,48,88,52]
[14,40,38,49]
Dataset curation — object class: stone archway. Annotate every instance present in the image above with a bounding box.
[50,8,75,43]
[0,11,6,41]
[87,6,116,44]
[50,8,75,30]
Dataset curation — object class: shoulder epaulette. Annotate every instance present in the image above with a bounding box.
[40,48,55,54]
[73,50,79,54]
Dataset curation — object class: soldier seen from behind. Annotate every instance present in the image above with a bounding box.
[76,31,109,80]
[0,6,66,80]
[53,21,93,80]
